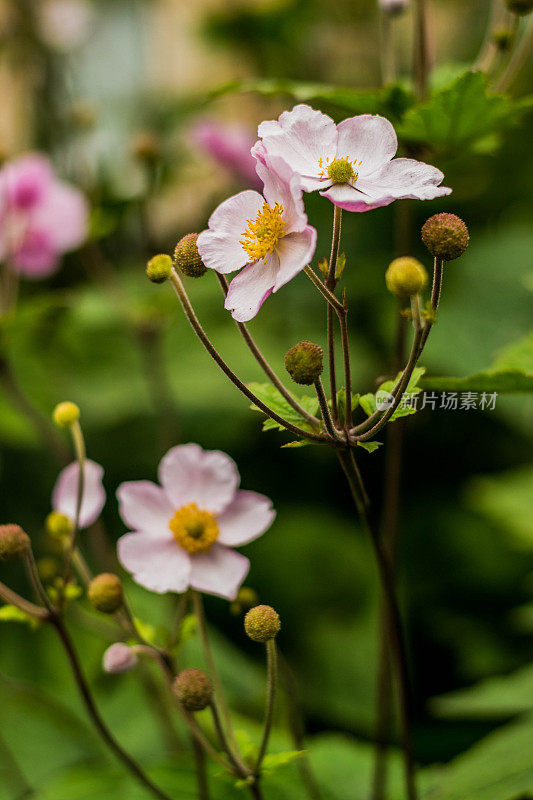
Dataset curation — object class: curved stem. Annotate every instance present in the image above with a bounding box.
[336,450,417,800]
[168,269,327,444]
[494,15,533,92]
[255,640,278,774]
[304,266,344,314]
[209,702,252,779]
[314,378,340,441]
[51,615,174,800]
[0,580,48,620]
[216,273,320,429]
[326,206,342,426]
[337,295,353,430]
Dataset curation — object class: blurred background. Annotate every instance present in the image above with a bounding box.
[0,0,532,798]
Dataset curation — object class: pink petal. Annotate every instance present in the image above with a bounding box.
[30,180,88,253]
[356,158,451,201]
[0,154,54,211]
[117,531,191,594]
[189,544,250,600]
[320,182,394,212]
[158,444,240,514]
[103,643,138,674]
[116,481,174,536]
[11,228,59,278]
[335,115,397,177]
[274,226,317,291]
[224,255,279,322]
[258,104,337,186]
[192,120,262,189]
[255,154,308,233]
[52,459,106,529]
[217,490,275,547]
[197,190,264,275]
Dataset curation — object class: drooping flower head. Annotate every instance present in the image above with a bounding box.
[191,119,263,191]
[51,460,106,530]
[0,154,88,278]
[197,155,316,321]
[116,444,275,600]
[254,104,451,213]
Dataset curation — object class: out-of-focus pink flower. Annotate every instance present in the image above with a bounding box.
[255,104,451,212]
[38,0,94,53]
[103,643,138,674]
[191,120,263,190]
[117,444,275,600]
[197,153,316,321]
[52,460,106,529]
[379,0,409,14]
[0,154,88,279]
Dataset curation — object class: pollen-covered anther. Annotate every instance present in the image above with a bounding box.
[240,202,285,261]
[319,156,360,184]
[169,503,219,554]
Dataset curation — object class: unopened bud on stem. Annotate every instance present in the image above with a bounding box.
[53,401,80,428]
[103,643,138,674]
[173,234,207,278]
[0,524,30,561]
[173,668,213,711]
[244,605,281,642]
[285,341,323,385]
[146,254,172,284]
[386,257,427,298]
[421,213,469,261]
[88,573,124,614]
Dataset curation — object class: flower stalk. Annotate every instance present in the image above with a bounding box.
[255,639,278,774]
[326,205,343,425]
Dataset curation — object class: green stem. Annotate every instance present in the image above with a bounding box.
[337,296,353,430]
[61,420,86,583]
[209,702,252,778]
[0,580,48,620]
[255,640,278,774]
[191,733,210,800]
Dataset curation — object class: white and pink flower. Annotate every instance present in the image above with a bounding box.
[103,642,138,674]
[254,104,450,212]
[52,460,106,529]
[0,154,88,278]
[116,444,275,601]
[197,154,316,321]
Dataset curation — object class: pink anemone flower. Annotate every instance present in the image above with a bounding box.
[52,460,106,529]
[116,444,275,600]
[197,154,316,321]
[0,154,88,278]
[255,104,451,212]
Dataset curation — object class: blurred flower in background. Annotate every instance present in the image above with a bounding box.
[191,119,263,190]
[51,460,106,529]
[0,154,89,278]
[37,0,94,52]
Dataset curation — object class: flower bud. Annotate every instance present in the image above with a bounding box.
[385,257,428,298]
[37,556,61,582]
[505,0,533,15]
[53,401,80,428]
[173,233,207,278]
[173,668,213,711]
[379,0,408,14]
[230,586,259,616]
[45,511,73,540]
[0,524,30,562]
[88,573,124,614]
[146,254,172,284]
[103,643,138,674]
[421,213,469,262]
[285,341,323,386]
[244,605,281,643]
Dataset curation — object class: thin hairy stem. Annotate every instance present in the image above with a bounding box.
[0,580,49,620]
[314,378,340,441]
[51,615,174,800]
[337,450,417,800]
[217,273,320,429]
[209,702,252,779]
[304,266,344,314]
[326,205,342,425]
[24,551,53,611]
[168,269,326,444]
[337,295,353,430]
[255,640,278,774]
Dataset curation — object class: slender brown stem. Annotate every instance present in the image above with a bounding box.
[326,206,342,426]
[413,0,429,100]
[24,551,53,611]
[255,640,278,774]
[314,378,340,441]
[337,296,353,430]
[168,269,326,444]
[209,702,252,779]
[217,273,320,429]
[0,580,48,620]
[51,615,174,800]
[304,266,344,314]
[191,734,210,800]
[337,450,417,800]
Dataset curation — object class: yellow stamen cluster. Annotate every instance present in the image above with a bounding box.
[318,156,362,184]
[169,503,219,554]
[240,202,285,261]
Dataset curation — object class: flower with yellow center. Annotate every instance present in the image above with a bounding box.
[240,202,286,261]
[169,502,219,554]
[318,156,361,184]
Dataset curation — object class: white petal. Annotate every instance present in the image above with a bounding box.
[158,444,240,514]
[274,227,317,291]
[52,459,106,529]
[224,255,279,322]
[117,531,191,594]
[319,182,394,212]
[218,490,276,547]
[255,155,307,233]
[357,158,451,201]
[335,115,397,177]
[258,104,337,185]
[197,190,264,275]
[116,481,173,536]
[189,544,250,600]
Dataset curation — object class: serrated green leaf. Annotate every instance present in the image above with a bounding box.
[248,382,320,434]
[360,368,425,422]
[0,605,41,630]
[261,749,305,774]
[357,441,382,453]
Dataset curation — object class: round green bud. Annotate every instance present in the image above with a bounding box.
[230,586,259,616]
[285,341,324,386]
[421,213,469,261]
[0,524,30,562]
[385,257,428,298]
[146,254,172,284]
[45,511,73,541]
[53,401,80,428]
[244,605,281,643]
[37,556,60,582]
[492,28,514,51]
[173,668,213,711]
[88,573,124,614]
[173,233,207,278]
[505,0,533,15]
